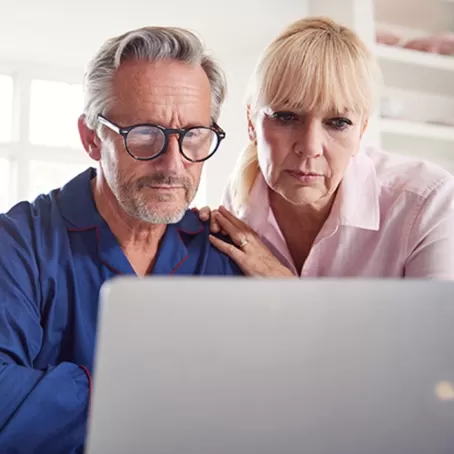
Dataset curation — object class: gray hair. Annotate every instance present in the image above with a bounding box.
[83,26,227,130]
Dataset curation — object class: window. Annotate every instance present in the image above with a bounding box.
[29,79,83,148]
[28,160,90,200]
[0,75,13,142]
[0,158,11,212]
[0,67,211,214]
[0,70,89,212]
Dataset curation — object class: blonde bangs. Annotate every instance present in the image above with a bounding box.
[249,21,378,117]
[232,17,381,213]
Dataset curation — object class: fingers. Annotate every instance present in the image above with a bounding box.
[193,206,221,233]
[210,211,221,234]
[197,206,211,222]
[209,235,244,262]
[195,205,249,238]
[218,205,249,229]
[209,235,252,276]
[211,210,246,246]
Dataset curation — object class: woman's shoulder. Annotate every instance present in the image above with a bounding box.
[363,145,454,199]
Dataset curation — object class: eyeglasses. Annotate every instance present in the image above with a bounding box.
[97,114,226,163]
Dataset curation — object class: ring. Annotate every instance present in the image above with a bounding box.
[239,238,249,249]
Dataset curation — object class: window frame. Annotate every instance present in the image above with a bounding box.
[0,62,91,207]
[0,61,208,210]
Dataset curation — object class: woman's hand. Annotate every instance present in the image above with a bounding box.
[192,206,223,234]
[208,206,295,277]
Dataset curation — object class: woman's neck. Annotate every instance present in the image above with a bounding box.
[269,189,335,273]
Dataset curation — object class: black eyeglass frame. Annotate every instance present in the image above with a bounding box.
[97,114,226,163]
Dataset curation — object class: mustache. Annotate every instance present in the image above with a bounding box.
[134,173,192,190]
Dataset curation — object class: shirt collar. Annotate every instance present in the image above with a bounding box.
[57,168,103,228]
[246,148,380,232]
[57,167,204,276]
[57,167,203,234]
[334,149,380,231]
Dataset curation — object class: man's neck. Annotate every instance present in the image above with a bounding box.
[92,175,166,276]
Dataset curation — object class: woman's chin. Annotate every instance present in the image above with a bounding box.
[279,186,326,207]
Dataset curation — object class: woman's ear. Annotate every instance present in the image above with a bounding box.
[78,114,102,161]
[246,104,257,145]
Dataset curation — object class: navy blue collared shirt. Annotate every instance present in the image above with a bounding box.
[0,169,242,453]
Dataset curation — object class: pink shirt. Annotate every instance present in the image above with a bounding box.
[223,147,454,279]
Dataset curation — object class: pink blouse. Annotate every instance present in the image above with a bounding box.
[223,147,454,278]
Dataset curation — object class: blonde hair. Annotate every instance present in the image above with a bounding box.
[229,17,381,213]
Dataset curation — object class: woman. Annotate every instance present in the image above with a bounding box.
[202,17,454,278]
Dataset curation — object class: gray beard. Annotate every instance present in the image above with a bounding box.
[116,173,195,224]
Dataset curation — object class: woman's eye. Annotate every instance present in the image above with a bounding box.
[272,111,298,123]
[327,118,353,130]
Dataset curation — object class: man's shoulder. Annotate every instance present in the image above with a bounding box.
[178,209,233,244]
[0,191,67,261]
[0,196,61,304]
[1,192,62,233]
[178,210,243,276]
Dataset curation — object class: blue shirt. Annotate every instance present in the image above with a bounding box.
[0,169,242,453]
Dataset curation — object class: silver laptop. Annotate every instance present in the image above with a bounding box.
[86,278,454,454]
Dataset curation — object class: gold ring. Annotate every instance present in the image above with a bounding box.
[239,238,248,248]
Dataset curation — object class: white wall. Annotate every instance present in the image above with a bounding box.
[0,0,309,206]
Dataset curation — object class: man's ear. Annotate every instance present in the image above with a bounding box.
[246,104,257,145]
[78,114,102,161]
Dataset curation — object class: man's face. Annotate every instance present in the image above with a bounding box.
[95,59,212,224]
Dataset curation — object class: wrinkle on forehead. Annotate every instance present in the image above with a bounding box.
[109,59,212,126]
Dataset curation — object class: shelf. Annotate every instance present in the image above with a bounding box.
[380,118,454,142]
[375,44,454,72]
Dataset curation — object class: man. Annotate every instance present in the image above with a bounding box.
[0,26,242,453]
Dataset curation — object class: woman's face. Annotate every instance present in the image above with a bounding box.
[254,107,367,208]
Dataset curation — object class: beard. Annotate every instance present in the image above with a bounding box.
[107,168,197,224]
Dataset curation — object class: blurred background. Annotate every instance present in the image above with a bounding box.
[0,0,452,211]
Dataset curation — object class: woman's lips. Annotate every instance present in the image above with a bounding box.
[287,170,323,184]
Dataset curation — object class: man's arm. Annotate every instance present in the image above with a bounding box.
[0,212,90,454]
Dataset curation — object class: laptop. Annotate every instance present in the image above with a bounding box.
[85,277,454,454]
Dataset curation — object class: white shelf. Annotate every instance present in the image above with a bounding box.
[380,118,454,142]
[375,44,454,72]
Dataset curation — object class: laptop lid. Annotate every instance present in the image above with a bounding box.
[86,277,454,454]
